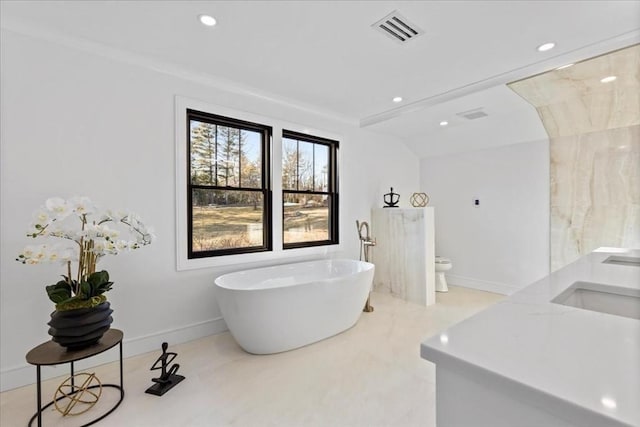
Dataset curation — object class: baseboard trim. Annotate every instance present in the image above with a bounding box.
[447,274,519,296]
[0,317,228,392]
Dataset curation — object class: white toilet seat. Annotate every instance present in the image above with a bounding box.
[434,256,452,292]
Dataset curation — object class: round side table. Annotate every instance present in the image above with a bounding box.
[25,328,125,427]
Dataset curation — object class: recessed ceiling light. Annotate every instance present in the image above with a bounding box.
[199,15,217,27]
[600,75,617,83]
[601,397,617,409]
[392,97,403,103]
[537,42,555,52]
[439,121,448,127]
[556,63,574,70]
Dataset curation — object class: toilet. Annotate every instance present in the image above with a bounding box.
[435,256,452,292]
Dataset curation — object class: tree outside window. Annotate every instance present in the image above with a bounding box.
[188,110,271,257]
[282,130,338,248]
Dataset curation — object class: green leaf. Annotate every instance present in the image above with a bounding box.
[96,280,113,294]
[79,271,113,299]
[79,280,92,298]
[87,270,109,287]
[45,280,72,304]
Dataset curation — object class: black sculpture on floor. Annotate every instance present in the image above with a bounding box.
[145,342,185,396]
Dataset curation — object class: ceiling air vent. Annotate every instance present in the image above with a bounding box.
[456,108,489,120]
[372,10,424,44]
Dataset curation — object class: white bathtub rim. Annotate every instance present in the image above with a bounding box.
[214,258,374,291]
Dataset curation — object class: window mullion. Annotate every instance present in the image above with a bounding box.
[214,125,218,187]
[238,129,242,188]
[312,143,315,191]
[296,139,299,192]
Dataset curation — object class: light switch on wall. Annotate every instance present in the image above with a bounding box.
[473,198,480,207]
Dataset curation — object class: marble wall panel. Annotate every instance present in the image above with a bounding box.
[550,125,640,270]
[537,88,640,137]
[509,45,640,271]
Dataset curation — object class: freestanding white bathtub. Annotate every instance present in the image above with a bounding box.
[214,259,375,354]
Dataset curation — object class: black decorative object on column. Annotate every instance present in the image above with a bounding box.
[145,342,185,396]
[383,187,400,208]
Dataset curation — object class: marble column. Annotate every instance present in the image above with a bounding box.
[371,208,435,306]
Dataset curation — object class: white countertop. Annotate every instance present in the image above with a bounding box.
[421,248,640,427]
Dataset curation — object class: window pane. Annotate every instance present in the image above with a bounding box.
[314,144,329,191]
[282,137,298,190]
[190,120,218,185]
[283,193,329,244]
[240,130,262,188]
[281,129,338,249]
[192,189,264,252]
[298,141,314,191]
[216,126,240,187]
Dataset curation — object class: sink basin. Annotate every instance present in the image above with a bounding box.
[551,281,640,320]
[602,255,640,267]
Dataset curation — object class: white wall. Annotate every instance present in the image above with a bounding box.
[0,29,419,390]
[420,139,550,295]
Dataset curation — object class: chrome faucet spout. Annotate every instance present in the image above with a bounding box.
[357,220,370,241]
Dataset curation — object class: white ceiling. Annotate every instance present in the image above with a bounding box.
[2,0,640,157]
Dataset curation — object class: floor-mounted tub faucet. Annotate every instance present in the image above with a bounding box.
[356,220,376,312]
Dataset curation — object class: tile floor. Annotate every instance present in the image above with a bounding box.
[0,286,504,427]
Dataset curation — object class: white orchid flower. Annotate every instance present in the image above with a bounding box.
[22,245,37,258]
[45,197,72,220]
[48,224,75,240]
[84,223,103,239]
[142,226,156,244]
[33,245,47,260]
[100,224,120,240]
[57,247,77,264]
[70,196,95,216]
[31,210,52,232]
[17,197,154,287]
[104,240,119,254]
[115,240,131,251]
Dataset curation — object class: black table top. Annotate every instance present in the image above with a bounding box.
[26,329,123,366]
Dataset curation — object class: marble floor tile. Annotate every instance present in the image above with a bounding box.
[0,287,503,427]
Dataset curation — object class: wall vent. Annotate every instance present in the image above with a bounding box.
[456,108,489,120]
[372,10,424,44]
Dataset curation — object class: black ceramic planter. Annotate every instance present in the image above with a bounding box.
[48,301,113,350]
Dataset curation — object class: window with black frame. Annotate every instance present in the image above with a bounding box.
[187,109,271,258]
[282,130,339,248]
